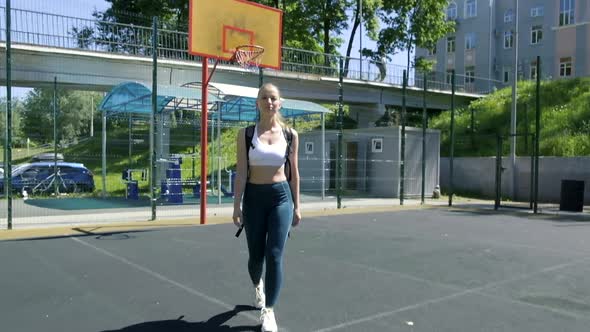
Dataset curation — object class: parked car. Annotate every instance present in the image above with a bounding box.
[0,162,95,195]
[32,153,65,162]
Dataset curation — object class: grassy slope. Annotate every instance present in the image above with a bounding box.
[431,77,590,157]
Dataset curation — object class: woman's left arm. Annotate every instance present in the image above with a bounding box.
[288,129,301,226]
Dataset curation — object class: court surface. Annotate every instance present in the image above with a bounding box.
[2,207,590,331]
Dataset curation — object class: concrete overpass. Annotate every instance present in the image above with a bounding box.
[1,43,480,127]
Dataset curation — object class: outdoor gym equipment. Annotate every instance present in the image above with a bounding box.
[122,169,147,200]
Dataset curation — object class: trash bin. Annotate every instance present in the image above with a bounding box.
[560,180,585,212]
[126,180,139,200]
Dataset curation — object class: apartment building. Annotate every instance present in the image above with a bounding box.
[416,0,590,93]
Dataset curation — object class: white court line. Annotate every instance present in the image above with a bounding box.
[312,256,590,332]
[70,237,261,324]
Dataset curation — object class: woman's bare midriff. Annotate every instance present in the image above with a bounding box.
[248,165,287,184]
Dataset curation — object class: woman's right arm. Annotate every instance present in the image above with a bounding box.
[232,128,247,227]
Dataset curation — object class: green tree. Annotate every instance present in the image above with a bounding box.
[324,104,357,129]
[0,98,25,147]
[343,0,381,76]
[257,0,356,70]
[365,0,454,72]
[374,107,397,127]
[71,0,189,54]
[255,0,324,51]
[22,89,102,144]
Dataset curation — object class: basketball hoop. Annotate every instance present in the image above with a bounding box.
[231,45,265,70]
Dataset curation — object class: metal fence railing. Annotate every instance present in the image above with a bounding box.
[0,5,505,95]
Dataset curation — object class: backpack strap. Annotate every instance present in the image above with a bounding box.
[282,127,293,182]
[244,125,255,179]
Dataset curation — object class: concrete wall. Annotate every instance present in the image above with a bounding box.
[441,156,590,204]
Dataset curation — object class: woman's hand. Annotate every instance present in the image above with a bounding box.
[233,208,243,228]
[292,208,301,227]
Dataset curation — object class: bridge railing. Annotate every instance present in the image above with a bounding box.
[0,6,504,94]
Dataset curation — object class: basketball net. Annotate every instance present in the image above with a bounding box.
[231,45,265,71]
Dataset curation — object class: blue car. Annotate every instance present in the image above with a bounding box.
[0,162,95,195]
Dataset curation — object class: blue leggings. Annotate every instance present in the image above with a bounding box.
[243,181,293,307]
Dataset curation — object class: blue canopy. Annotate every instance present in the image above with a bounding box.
[100,81,331,121]
[205,82,331,121]
[99,82,222,115]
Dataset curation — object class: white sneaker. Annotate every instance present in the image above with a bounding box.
[254,279,265,309]
[260,307,278,332]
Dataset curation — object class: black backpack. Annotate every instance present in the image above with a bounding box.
[245,125,293,181]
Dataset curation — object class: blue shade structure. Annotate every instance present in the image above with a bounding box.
[99,82,223,115]
[185,82,331,122]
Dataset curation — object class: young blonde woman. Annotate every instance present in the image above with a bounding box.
[232,83,301,332]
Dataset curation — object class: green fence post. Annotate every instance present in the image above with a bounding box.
[534,56,541,213]
[150,16,158,221]
[448,70,456,206]
[400,70,407,205]
[4,0,12,229]
[421,72,427,204]
[336,57,344,209]
[530,134,535,209]
[53,77,58,196]
[495,134,501,210]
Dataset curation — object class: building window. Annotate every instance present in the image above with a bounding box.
[530,6,544,17]
[447,36,456,53]
[464,66,475,84]
[446,70,454,85]
[504,9,514,23]
[560,57,573,77]
[559,0,575,26]
[305,142,314,154]
[428,45,437,56]
[465,0,477,18]
[465,33,476,50]
[447,2,457,20]
[503,69,510,83]
[504,31,514,49]
[530,62,538,80]
[531,25,543,44]
[371,138,383,153]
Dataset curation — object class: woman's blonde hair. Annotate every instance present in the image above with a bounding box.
[257,82,288,128]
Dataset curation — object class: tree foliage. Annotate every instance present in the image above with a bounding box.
[0,98,25,147]
[374,108,397,127]
[82,0,360,65]
[364,0,454,69]
[22,89,102,144]
[343,0,381,75]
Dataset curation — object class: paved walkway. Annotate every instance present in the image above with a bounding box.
[1,195,588,240]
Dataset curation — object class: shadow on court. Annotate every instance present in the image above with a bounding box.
[101,306,260,332]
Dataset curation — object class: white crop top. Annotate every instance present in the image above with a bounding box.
[248,125,288,167]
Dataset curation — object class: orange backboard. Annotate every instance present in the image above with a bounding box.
[188,0,283,70]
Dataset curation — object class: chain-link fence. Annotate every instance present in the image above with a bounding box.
[4,1,550,229]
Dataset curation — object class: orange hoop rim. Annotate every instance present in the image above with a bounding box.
[231,44,265,68]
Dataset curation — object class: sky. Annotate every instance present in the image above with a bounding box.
[2,0,409,98]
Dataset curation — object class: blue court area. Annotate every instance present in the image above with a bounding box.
[2,207,590,331]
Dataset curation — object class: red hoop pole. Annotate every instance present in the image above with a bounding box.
[200,57,208,224]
